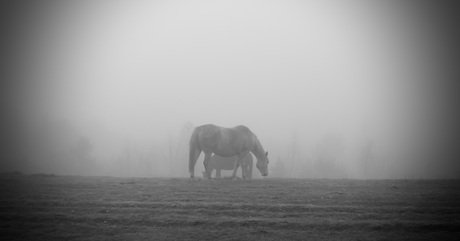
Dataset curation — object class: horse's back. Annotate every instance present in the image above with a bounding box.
[196,124,253,136]
[194,124,255,156]
[231,125,250,132]
[193,124,221,150]
[194,124,221,138]
[230,125,254,138]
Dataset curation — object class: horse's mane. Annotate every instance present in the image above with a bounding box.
[251,135,265,159]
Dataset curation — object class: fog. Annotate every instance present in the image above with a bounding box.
[2,1,459,179]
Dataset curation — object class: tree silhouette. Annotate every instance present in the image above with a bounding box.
[314,133,345,178]
[72,136,94,174]
[75,136,93,160]
[271,157,287,178]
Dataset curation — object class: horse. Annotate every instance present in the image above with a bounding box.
[189,124,269,179]
[202,153,253,179]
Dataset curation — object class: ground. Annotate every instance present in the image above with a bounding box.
[1,173,459,240]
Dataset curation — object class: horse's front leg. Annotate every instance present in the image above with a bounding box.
[236,152,250,180]
[203,152,212,179]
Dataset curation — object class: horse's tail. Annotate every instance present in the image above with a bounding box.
[189,127,201,176]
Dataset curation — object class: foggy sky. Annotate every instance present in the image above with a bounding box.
[2,1,459,178]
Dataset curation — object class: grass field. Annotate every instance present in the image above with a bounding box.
[1,173,459,240]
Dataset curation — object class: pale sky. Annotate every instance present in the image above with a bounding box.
[51,1,418,134]
[5,1,458,178]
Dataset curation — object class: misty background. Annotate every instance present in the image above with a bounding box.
[1,1,459,179]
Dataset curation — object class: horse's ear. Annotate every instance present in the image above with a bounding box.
[265,151,268,157]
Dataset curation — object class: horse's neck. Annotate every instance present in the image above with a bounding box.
[251,138,265,160]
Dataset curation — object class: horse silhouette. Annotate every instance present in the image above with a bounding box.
[202,154,253,179]
[189,124,269,179]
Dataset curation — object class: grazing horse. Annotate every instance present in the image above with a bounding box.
[202,153,254,179]
[189,124,269,179]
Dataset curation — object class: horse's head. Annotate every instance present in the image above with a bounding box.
[256,151,269,177]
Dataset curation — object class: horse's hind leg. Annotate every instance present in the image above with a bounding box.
[242,164,248,180]
[231,165,240,180]
[241,160,247,180]
[203,152,212,179]
[189,147,201,179]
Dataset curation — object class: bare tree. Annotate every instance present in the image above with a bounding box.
[271,156,287,178]
[287,130,299,177]
[176,121,195,176]
[72,135,95,175]
[167,129,176,176]
[166,122,195,177]
[360,138,374,178]
[359,138,389,179]
[314,133,346,178]
[112,139,132,177]
[75,136,93,160]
